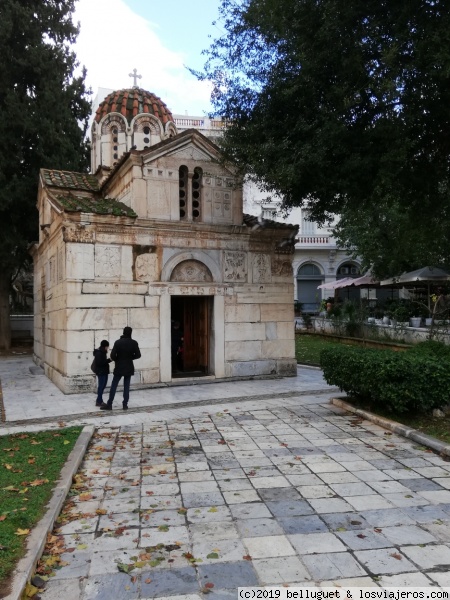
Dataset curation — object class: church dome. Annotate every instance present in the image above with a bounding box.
[94,88,174,125]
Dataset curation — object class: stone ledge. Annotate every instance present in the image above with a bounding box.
[4,425,95,600]
[331,397,450,458]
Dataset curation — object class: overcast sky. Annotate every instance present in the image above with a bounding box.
[73,0,222,116]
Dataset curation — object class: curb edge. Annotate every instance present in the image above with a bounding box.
[331,398,450,458]
[4,424,95,600]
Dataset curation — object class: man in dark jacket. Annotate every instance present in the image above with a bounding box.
[100,326,141,411]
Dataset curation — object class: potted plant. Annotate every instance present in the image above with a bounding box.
[374,306,384,325]
[393,305,410,327]
[302,313,313,329]
[410,316,422,328]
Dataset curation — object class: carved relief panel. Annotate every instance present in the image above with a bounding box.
[63,226,94,243]
[272,256,293,278]
[210,177,234,222]
[170,260,213,282]
[224,251,247,282]
[135,253,159,282]
[252,254,271,283]
[95,245,121,279]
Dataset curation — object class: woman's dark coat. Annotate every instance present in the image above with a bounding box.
[93,348,110,376]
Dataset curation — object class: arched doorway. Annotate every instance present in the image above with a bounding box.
[169,259,213,378]
[297,263,324,312]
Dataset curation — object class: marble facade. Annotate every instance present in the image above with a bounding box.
[32,88,298,393]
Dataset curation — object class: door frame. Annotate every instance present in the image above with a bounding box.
[159,290,225,382]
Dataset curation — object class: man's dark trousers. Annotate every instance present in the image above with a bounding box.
[107,374,131,407]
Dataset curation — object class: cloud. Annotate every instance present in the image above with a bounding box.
[73,0,212,115]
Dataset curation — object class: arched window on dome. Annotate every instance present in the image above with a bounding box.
[165,122,178,139]
[100,115,127,168]
[132,117,161,150]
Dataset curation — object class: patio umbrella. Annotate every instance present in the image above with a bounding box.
[380,266,450,311]
[317,277,354,290]
[347,274,380,288]
[380,266,450,286]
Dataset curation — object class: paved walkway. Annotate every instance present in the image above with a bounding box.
[1,357,450,597]
[0,357,333,431]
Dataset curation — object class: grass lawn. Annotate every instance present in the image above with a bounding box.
[0,427,82,588]
[295,333,347,366]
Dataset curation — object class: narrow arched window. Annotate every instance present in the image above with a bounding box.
[179,166,188,220]
[192,167,202,222]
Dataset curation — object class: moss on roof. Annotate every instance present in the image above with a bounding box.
[55,194,137,218]
[42,169,100,192]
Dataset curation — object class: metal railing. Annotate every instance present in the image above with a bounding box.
[297,236,333,244]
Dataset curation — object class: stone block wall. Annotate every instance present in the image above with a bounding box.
[34,216,297,393]
[223,285,296,378]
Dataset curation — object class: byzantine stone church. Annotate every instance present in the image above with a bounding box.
[32,85,298,393]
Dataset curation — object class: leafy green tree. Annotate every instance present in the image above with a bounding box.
[199,0,450,277]
[334,200,450,278]
[0,0,90,349]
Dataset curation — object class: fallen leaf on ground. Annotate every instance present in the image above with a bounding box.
[78,492,93,501]
[24,583,40,598]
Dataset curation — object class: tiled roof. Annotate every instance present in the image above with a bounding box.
[243,213,298,231]
[42,169,100,192]
[55,194,137,218]
[95,88,174,125]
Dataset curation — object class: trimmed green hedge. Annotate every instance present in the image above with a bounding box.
[320,345,450,413]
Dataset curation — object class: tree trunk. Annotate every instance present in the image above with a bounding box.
[0,271,11,350]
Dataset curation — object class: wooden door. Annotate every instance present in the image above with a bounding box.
[182,297,210,373]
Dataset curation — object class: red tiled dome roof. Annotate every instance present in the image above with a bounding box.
[95,88,174,125]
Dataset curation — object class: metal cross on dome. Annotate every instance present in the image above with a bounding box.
[129,68,142,88]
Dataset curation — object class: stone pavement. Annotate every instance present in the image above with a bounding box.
[37,401,450,598]
[0,356,333,430]
[2,356,450,597]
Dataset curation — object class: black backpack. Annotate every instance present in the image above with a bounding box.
[91,351,98,374]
